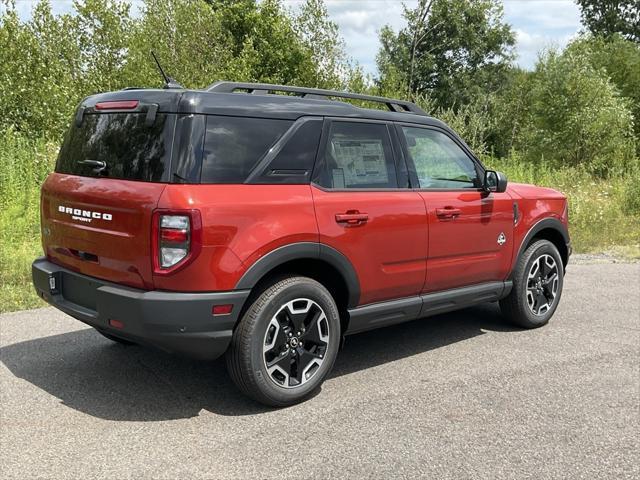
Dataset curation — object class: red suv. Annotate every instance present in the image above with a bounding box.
[33,82,570,406]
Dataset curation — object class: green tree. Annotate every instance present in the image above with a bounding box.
[525,48,636,176]
[292,0,349,89]
[73,0,133,94]
[489,67,535,157]
[206,0,318,85]
[123,0,237,89]
[567,35,640,141]
[576,0,640,42]
[376,0,515,109]
[0,0,80,138]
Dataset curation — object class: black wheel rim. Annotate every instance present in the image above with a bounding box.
[262,298,330,389]
[526,254,559,316]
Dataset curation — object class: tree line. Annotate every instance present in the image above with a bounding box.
[0,0,638,177]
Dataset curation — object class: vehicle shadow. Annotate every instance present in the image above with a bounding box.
[0,303,518,421]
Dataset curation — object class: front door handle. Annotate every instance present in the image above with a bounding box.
[436,207,461,220]
[335,211,369,226]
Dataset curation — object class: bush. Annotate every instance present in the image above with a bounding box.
[0,130,56,312]
[487,152,640,253]
[523,48,637,177]
[623,172,640,215]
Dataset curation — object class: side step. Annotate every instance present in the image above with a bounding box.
[345,281,512,335]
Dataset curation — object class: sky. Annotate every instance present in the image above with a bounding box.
[7,0,584,76]
[295,0,583,75]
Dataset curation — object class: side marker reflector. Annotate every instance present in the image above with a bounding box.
[212,304,233,316]
[109,319,124,329]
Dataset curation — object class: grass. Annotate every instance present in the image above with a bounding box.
[0,131,54,313]
[1,131,638,314]
[487,153,640,255]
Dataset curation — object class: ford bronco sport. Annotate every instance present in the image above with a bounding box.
[33,82,570,406]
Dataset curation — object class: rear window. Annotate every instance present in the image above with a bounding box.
[56,113,175,182]
[201,116,292,183]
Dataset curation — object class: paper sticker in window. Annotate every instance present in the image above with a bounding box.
[331,139,388,185]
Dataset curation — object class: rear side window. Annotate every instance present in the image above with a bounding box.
[201,116,292,183]
[313,121,398,189]
[56,113,175,182]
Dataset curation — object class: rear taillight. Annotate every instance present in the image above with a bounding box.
[159,215,190,267]
[152,210,202,274]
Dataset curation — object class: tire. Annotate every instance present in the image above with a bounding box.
[225,276,341,407]
[96,329,137,345]
[500,239,564,329]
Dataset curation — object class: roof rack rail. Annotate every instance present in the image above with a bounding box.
[206,81,426,115]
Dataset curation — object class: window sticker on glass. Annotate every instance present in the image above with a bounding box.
[331,139,389,185]
[331,168,346,188]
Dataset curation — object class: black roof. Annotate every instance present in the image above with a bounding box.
[81,82,449,130]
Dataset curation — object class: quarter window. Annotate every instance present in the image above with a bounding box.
[314,121,398,189]
[401,127,479,189]
[201,116,292,184]
[250,118,322,184]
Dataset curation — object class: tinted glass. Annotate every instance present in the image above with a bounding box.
[56,113,174,182]
[401,127,479,189]
[172,114,206,183]
[314,121,398,189]
[201,116,292,183]
[252,119,322,184]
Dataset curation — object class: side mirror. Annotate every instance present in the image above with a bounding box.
[484,170,508,193]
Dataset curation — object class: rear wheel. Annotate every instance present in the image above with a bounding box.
[225,276,340,407]
[500,239,564,328]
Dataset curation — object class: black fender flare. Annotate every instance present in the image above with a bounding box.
[513,217,570,273]
[235,242,361,308]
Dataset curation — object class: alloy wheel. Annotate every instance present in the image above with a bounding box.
[526,254,559,316]
[262,298,330,388]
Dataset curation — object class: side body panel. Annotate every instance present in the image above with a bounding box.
[311,186,428,306]
[507,183,569,269]
[420,190,515,292]
[155,184,318,291]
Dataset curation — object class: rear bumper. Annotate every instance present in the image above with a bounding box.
[32,257,249,360]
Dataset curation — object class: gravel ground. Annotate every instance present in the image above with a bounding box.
[570,253,639,264]
[1,262,639,479]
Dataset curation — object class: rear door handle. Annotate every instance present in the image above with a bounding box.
[335,211,369,226]
[436,207,461,220]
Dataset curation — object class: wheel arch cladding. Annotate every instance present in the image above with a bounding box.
[235,242,360,313]
[518,218,570,270]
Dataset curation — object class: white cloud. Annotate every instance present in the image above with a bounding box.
[287,0,582,75]
[506,1,582,68]
[8,0,584,75]
[513,29,576,69]
[503,0,582,31]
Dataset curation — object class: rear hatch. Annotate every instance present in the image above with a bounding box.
[41,91,181,289]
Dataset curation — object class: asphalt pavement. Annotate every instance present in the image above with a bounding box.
[1,262,638,479]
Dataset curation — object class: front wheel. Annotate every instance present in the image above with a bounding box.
[225,276,341,407]
[500,239,564,328]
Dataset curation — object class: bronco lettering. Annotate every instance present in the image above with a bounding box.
[58,205,112,222]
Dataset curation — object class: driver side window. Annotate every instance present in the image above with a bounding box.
[401,126,479,189]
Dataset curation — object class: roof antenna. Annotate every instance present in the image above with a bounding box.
[151,51,184,89]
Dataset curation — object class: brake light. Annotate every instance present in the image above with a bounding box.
[95,100,139,110]
[152,210,202,274]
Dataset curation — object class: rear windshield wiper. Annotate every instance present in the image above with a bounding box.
[77,159,108,174]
